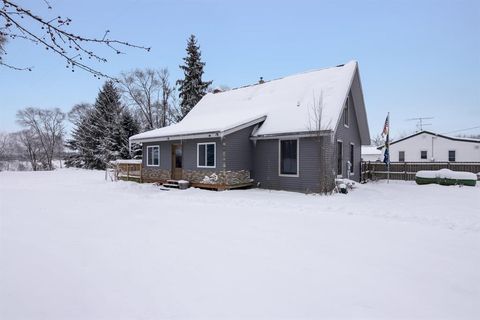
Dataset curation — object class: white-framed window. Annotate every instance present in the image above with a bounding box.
[337,140,343,176]
[146,145,160,166]
[420,150,427,160]
[350,143,355,174]
[197,142,216,168]
[343,97,349,127]
[279,139,299,177]
[448,150,456,162]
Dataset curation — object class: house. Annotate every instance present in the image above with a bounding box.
[129,61,371,193]
[361,145,382,162]
[379,131,480,162]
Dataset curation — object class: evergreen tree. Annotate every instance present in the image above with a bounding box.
[177,35,212,120]
[66,81,129,169]
[118,110,141,159]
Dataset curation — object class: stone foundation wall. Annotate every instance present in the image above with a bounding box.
[182,169,251,185]
[141,167,171,182]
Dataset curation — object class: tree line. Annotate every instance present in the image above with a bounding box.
[0,34,211,171]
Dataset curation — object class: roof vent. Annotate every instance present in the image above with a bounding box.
[336,64,345,67]
[213,87,223,94]
[258,77,265,84]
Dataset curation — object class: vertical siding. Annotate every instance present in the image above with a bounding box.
[334,90,362,181]
[223,126,255,171]
[142,141,176,170]
[252,137,322,193]
[182,137,224,171]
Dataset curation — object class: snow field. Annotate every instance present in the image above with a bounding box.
[1,169,479,319]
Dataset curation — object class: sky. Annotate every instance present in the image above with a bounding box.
[1,0,479,140]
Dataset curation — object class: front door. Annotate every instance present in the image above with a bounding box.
[171,144,183,180]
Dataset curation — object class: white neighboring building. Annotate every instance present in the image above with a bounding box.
[361,146,382,162]
[380,131,480,162]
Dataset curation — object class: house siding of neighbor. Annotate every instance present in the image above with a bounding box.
[130,60,371,193]
[381,131,480,162]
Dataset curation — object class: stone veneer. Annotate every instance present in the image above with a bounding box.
[141,167,251,186]
[182,169,251,185]
[141,167,171,182]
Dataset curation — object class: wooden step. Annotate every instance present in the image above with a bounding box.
[162,183,180,188]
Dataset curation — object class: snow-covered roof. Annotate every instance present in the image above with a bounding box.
[361,146,382,155]
[131,61,369,143]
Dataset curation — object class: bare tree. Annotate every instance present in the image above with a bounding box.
[119,68,177,130]
[0,0,150,77]
[306,91,336,194]
[16,129,40,171]
[0,131,9,158]
[371,134,384,147]
[16,107,65,170]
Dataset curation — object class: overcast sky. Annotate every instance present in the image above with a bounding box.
[1,0,479,139]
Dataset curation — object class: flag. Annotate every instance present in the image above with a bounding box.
[381,114,389,137]
[382,114,390,164]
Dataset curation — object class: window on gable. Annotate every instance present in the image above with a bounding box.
[350,143,355,173]
[399,151,405,162]
[337,141,343,175]
[280,139,298,175]
[343,98,349,127]
[448,150,456,162]
[197,143,216,168]
[421,150,427,160]
[147,146,160,166]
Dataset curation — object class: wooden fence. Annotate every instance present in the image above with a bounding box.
[361,161,480,182]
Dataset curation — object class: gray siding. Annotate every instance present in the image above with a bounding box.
[182,137,224,171]
[142,137,224,177]
[223,126,255,171]
[334,91,362,181]
[252,137,323,193]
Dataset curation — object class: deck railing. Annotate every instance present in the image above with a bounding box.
[108,160,142,182]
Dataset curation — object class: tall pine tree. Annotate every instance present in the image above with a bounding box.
[66,81,139,169]
[177,35,212,120]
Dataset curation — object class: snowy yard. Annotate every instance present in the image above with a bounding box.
[1,169,479,319]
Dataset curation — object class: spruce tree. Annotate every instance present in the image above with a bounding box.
[177,34,212,120]
[66,81,127,169]
[118,110,141,159]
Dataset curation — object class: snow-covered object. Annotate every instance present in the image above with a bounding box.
[361,145,382,162]
[130,61,362,142]
[416,169,477,180]
[201,173,219,184]
[111,159,142,165]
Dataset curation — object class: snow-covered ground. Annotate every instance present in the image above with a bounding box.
[1,169,479,319]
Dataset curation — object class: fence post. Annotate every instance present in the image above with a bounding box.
[127,165,130,181]
[404,162,407,181]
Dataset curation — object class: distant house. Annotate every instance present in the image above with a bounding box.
[361,146,382,162]
[129,61,370,193]
[379,131,480,162]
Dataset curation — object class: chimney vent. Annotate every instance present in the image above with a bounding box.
[258,77,265,84]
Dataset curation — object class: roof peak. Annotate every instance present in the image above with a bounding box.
[213,60,357,94]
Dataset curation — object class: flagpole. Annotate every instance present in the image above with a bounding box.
[387,112,390,184]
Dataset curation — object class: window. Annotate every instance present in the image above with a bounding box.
[399,151,405,162]
[279,139,298,176]
[421,150,427,160]
[448,150,456,162]
[337,141,343,176]
[146,146,160,166]
[343,98,349,127]
[197,142,216,168]
[350,143,355,174]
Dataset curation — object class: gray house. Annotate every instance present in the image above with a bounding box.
[129,60,370,193]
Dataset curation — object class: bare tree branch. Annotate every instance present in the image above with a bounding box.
[0,0,150,79]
